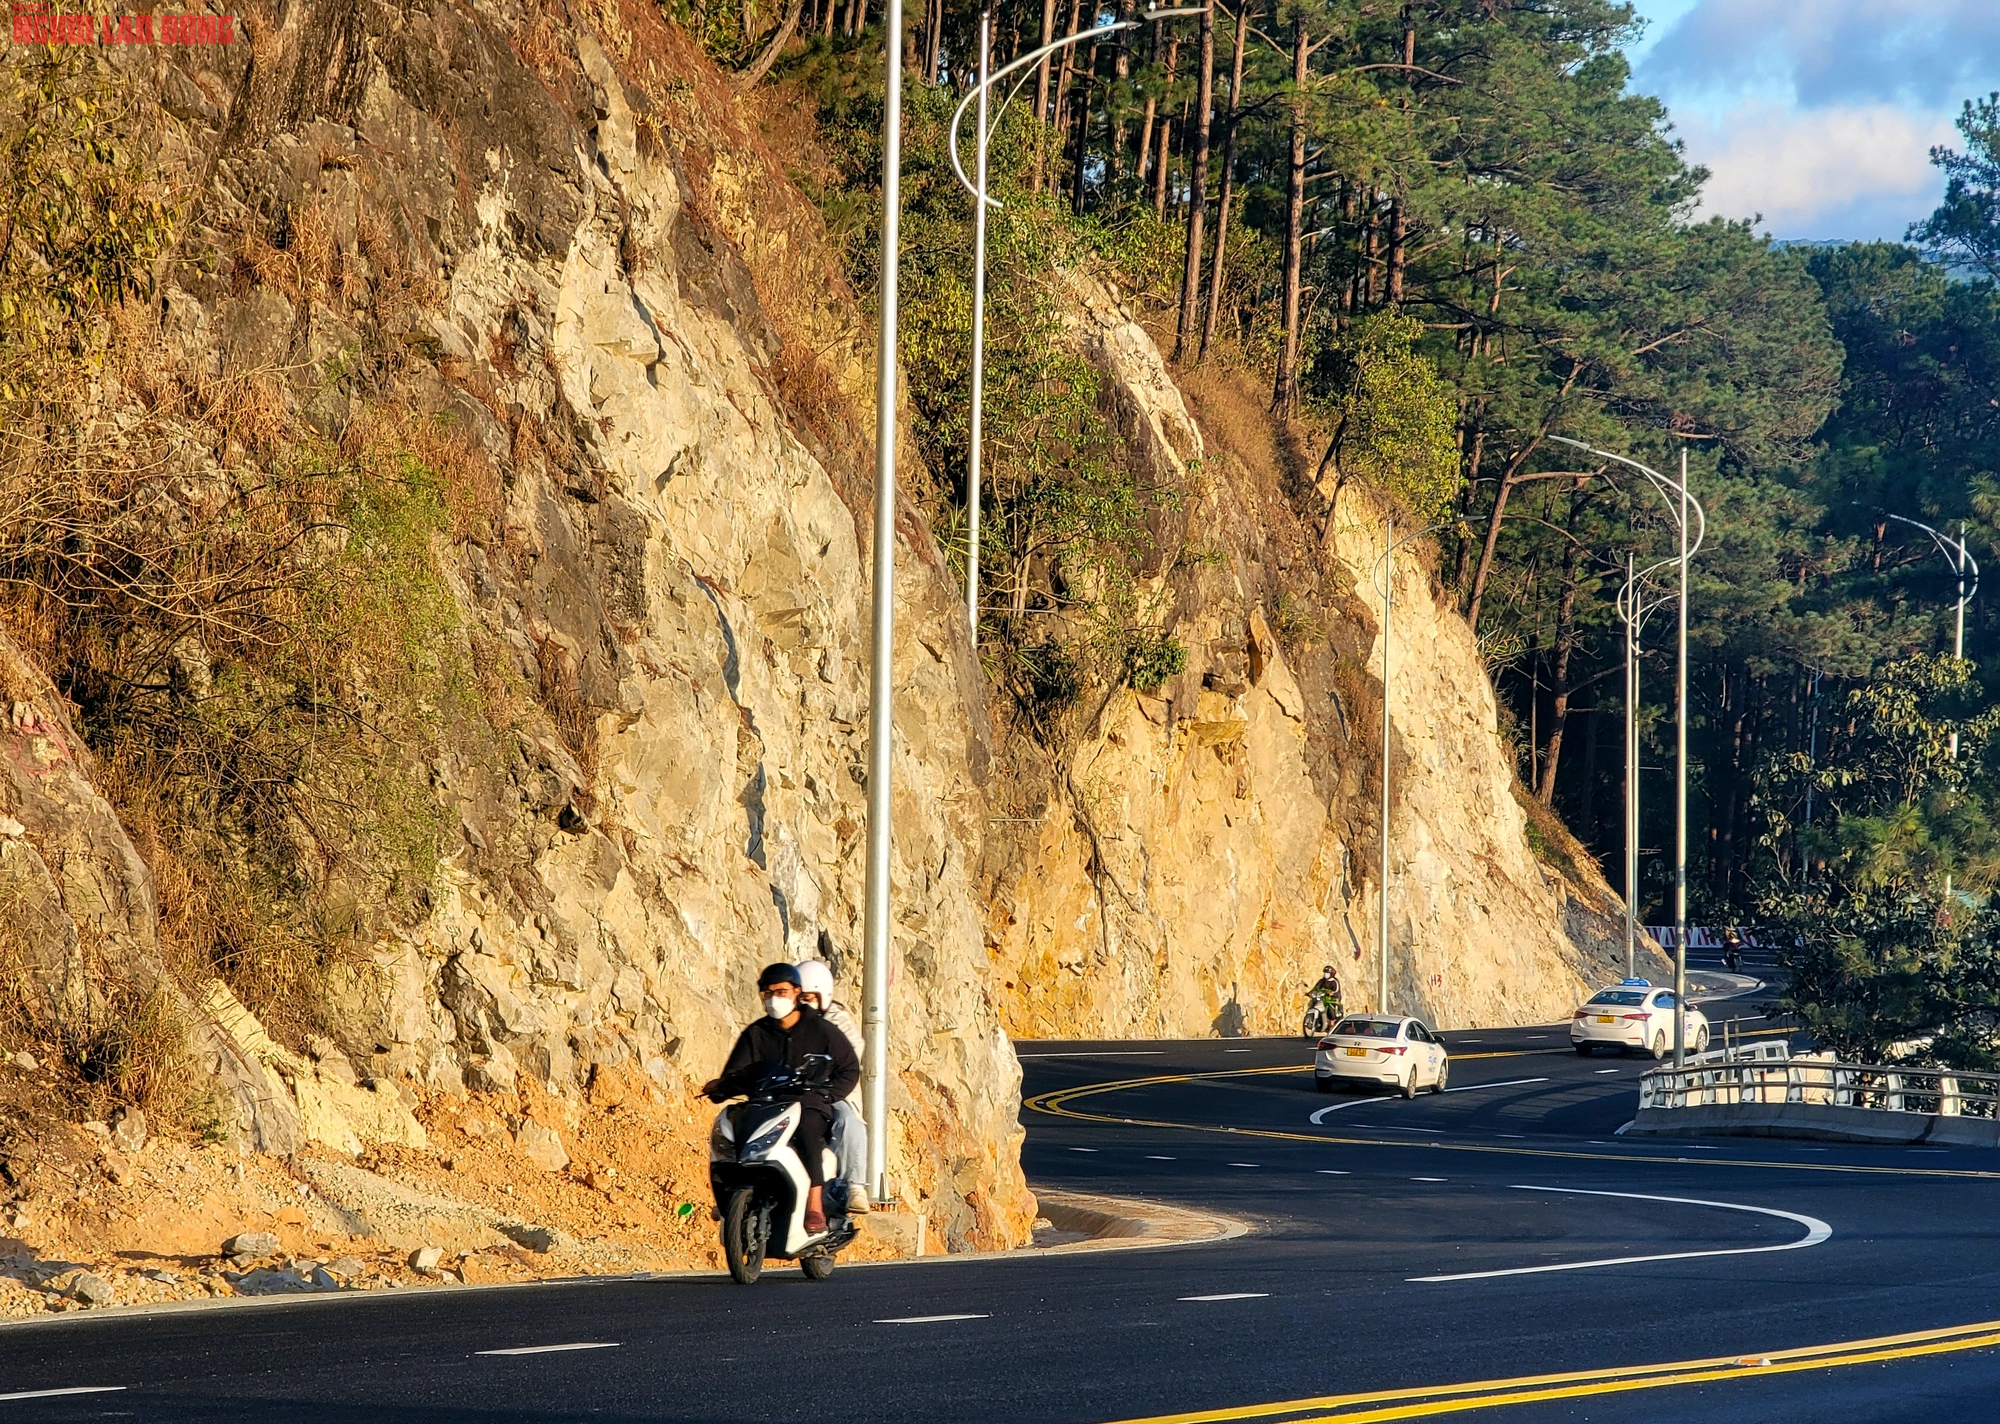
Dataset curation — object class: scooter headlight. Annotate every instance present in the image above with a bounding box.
[709,1114,735,1161]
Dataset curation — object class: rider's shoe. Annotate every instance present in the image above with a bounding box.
[804,1203,827,1233]
[845,1182,872,1214]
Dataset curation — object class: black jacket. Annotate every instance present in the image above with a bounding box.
[711,1006,860,1119]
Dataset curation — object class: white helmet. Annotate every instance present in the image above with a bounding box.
[796,959,836,1002]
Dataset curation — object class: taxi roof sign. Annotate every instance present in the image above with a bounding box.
[1619,977,1651,987]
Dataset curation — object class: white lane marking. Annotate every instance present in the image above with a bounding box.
[1146,1155,1176,1160]
[1526,1035,1549,1039]
[1069,1147,1099,1153]
[1016,1051,1166,1058]
[1410,1185,1833,1283]
[1309,1095,1394,1122]
[1411,1177,1449,1182]
[1227,1162,1261,1168]
[1442,1076,1549,1094]
[476,1343,620,1356]
[0,1388,127,1402]
[1223,1049,1254,1053]
[1354,1124,1442,1134]
[1594,1068,1622,1075]
[1309,1076,1546,1125]
[876,1314,989,1324]
[1613,1121,1635,1135]
[1497,1133,1527,1139]
[1317,1170,1350,1175]
[1179,1293,1268,1301]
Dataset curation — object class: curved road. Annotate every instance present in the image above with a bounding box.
[5,965,2000,1421]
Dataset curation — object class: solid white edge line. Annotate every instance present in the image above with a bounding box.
[1016,1051,1167,1058]
[1308,1075,1550,1124]
[0,1387,126,1402]
[1441,1076,1549,1094]
[875,1314,989,1324]
[1409,1184,1832,1282]
[476,1343,621,1356]
[1179,1293,1269,1301]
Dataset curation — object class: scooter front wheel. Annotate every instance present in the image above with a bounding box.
[723,1187,765,1284]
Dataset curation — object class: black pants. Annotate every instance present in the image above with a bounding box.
[793,1106,832,1187]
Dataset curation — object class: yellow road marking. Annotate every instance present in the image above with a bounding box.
[1100,1319,2000,1423]
[1025,1072,2000,1180]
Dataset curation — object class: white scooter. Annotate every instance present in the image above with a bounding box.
[708,1056,857,1283]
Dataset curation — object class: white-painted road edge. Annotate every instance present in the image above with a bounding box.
[1308,1076,1550,1124]
[0,1387,126,1401]
[875,1314,989,1323]
[1180,1293,1268,1301]
[1409,1185,1832,1282]
[476,1343,620,1356]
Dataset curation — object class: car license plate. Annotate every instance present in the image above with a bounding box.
[1595,1015,1615,1023]
[1344,1047,1367,1057]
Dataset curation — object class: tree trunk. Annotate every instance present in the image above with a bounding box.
[1070,43,1098,213]
[736,0,806,88]
[1198,1,1247,363]
[1464,442,1540,634]
[1151,36,1179,220]
[1386,199,1407,305]
[1271,15,1308,416]
[1109,0,1135,185]
[1032,0,1058,188]
[925,0,942,83]
[1536,507,1585,805]
[1173,0,1216,360]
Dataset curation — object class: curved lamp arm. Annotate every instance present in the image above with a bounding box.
[1547,435,1707,564]
[1865,505,1982,612]
[948,7,1206,209]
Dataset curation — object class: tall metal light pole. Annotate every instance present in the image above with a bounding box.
[1675,450,1690,1067]
[1863,506,1981,757]
[963,11,990,647]
[1550,437,1703,1065]
[948,6,1200,646]
[860,0,905,1206]
[1378,515,1393,1015]
[1369,515,1469,1015]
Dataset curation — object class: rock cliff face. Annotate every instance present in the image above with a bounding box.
[981,273,1656,1039]
[1,0,1645,1270]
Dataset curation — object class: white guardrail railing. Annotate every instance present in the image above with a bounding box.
[1638,1046,2000,1120]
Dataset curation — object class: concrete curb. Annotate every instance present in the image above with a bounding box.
[0,1189,1249,1332]
[1627,1103,2000,1147]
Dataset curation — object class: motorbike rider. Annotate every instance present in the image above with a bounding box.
[701,962,859,1234]
[1722,927,1744,972]
[795,959,871,1214]
[1310,964,1343,1004]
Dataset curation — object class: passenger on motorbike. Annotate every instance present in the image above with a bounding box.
[795,959,871,1214]
[701,963,859,1234]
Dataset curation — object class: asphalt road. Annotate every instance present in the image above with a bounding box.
[5,956,2000,1422]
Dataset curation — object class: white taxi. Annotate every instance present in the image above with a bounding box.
[1570,979,1709,1058]
[1314,1016,1449,1098]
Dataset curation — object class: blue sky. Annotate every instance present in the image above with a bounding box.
[1625,0,2000,242]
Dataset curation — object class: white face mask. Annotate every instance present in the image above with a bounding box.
[764,994,796,1020]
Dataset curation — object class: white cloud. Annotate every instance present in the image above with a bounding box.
[1676,100,1955,240]
[1638,0,2000,112]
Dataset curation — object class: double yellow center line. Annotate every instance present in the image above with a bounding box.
[1099,1318,2000,1422]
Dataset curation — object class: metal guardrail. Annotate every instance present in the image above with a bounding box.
[1639,1052,2000,1120]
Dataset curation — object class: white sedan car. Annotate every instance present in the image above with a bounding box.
[1570,980,1709,1058]
[1314,1016,1449,1098]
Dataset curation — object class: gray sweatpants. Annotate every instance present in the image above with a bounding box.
[831,1098,868,1186]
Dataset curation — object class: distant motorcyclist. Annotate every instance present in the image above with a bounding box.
[1304,965,1345,1036]
[795,958,870,1214]
[1721,928,1743,973]
[702,963,858,1234]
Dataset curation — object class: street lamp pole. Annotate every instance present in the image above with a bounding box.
[1368,515,1469,1016]
[1862,507,1982,758]
[1379,515,1393,1015]
[964,10,991,647]
[860,0,906,1205]
[1550,436,1703,1066]
[947,6,1200,646]
[1675,449,1689,1068]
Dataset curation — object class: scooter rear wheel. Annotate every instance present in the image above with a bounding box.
[723,1187,765,1284]
[800,1252,834,1281]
